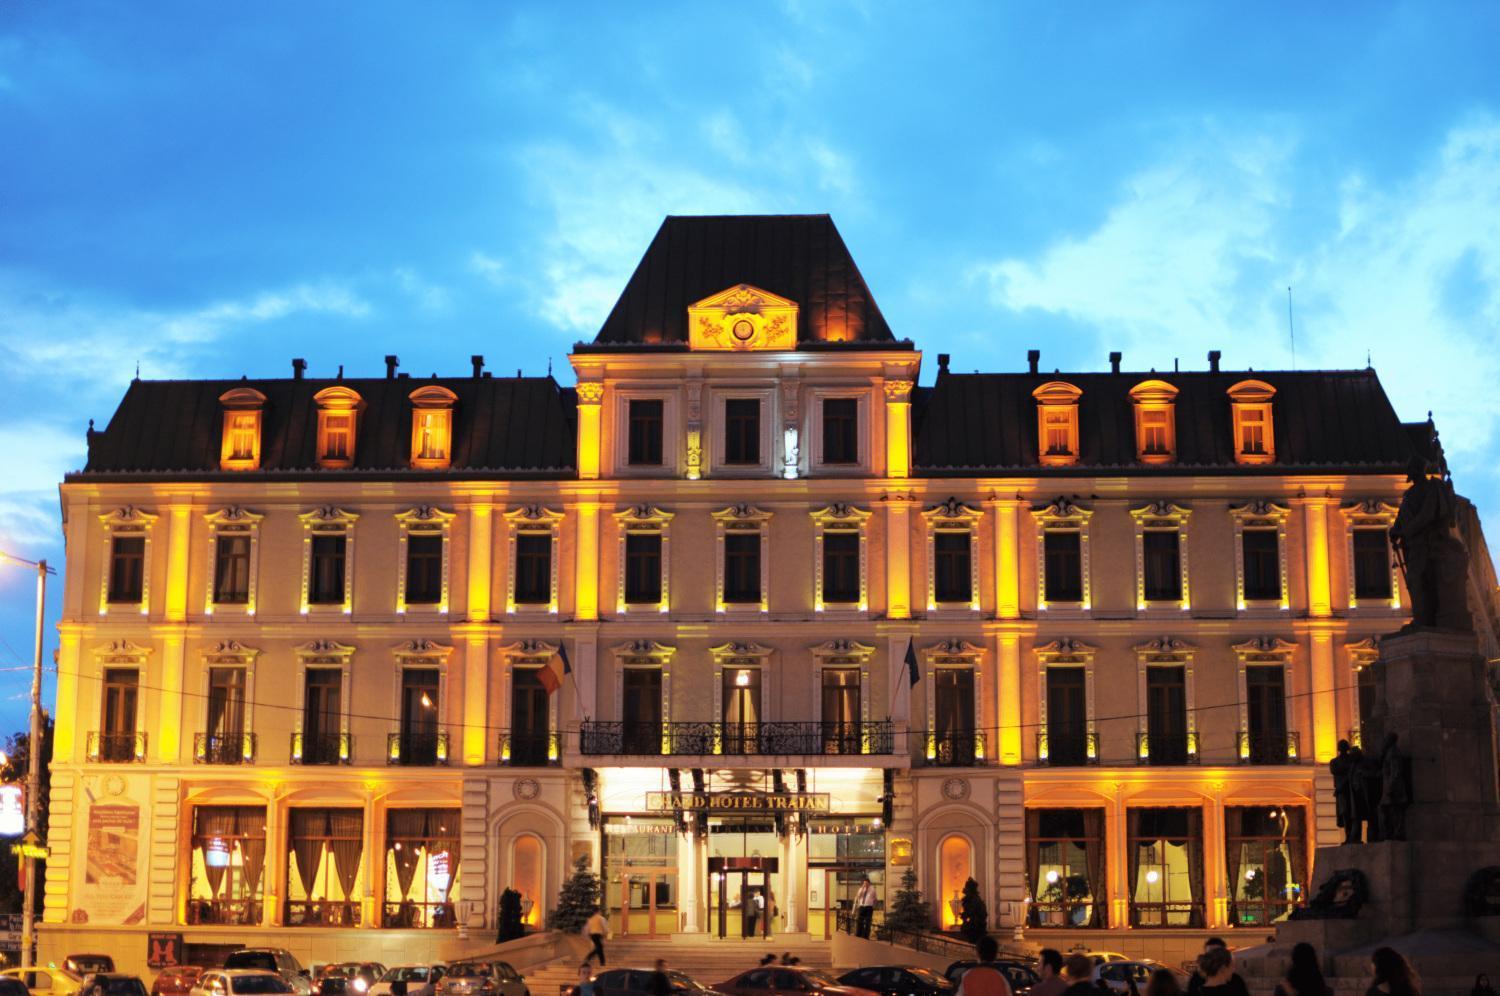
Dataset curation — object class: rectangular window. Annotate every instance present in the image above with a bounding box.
[1245,665,1287,763]
[1140,409,1170,456]
[382,808,461,928]
[322,413,353,462]
[308,534,346,605]
[100,668,139,762]
[398,669,441,764]
[285,809,364,927]
[227,414,258,462]
[1352,528,1392,601]
[722,668,762,755]
[1044,530,1084,603]
[1142,530,1181,602]
[1225,806,1308,926]
[1129,808,1204,927]
[933,531,972,604]
[821,398,859,464]
[1241,529,1281,601]
[213,535,251,605]
[933,669,977,764]
[622,669,663,754]
[514,533,552,605]
[1027,808,1105,928]
[108,535,146,603]
[1357,665,1377,747]
[1045,667,1088,766]
[510,667,550,764]
[627,399,664,466]
[1239,408,1267,455]
[723,532,761,604]
[822,531,860,604]
[404,533,443,605]
[624,532,663,605]
[302,668,343,765]
[821,669,861,754]
[189,805,267,925]
[1146,666,1188,764]
[1043,411,1074,457]
[207,667,247,739]
[415,411,449,462]
[724,399,761,465]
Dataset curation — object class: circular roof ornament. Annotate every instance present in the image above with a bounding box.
[732,318,756,342]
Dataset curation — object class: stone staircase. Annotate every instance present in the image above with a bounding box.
[520,935,835,995]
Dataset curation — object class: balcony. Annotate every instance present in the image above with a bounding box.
[291,731,350,765]
[1036,730,1098,767]
[194,732,256,765]
[1237,731,1301,765]
[921,731,988,767]
[87,731,146,763]
[387,732,450,766]
[284,899,360,927]
[381,900,459,928]
[187,898,262,926]
[578,720,896,757]
[499,730,562,766]
[1134,732,1199,766]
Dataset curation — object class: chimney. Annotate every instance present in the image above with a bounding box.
[1027,349,1040,375]
[292,358,306,380]
[1109,351,1122,374]
[1208,349,1222,373]
[384,355,399,379]
[471,354,485,379]
[937,353,950,376]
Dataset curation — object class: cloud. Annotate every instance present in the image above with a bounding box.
[469,251,509,288]
[973,116,1500,488]
[392,267,450,312]
[0,422,79,550]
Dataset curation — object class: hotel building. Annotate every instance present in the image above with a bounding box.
[42,215,1499,969]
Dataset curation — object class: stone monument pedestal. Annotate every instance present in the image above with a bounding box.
[1244,629,1500,991]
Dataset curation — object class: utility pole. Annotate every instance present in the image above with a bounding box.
[2,553,51,970]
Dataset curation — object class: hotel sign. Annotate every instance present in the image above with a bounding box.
[645,792,831,813]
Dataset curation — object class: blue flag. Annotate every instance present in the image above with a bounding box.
[560,642,573,674]
[904,638,920,688]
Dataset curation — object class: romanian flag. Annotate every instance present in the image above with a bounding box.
[538,642,571,695]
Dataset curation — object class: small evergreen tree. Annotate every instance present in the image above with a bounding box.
[885,868,932,934]
[958,877,988,943]
[546,855,601,933]
[497,888,525,942]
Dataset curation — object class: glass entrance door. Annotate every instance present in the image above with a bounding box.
[715,869,771,939]
[618,869,676,937]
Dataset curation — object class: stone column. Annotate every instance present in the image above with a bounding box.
[885,496,913,620]
[995,632,1023,766]
[574,500,601,622]
[576,381,604,480]
[464,635,489,766]
[883,378,913,479]
[467,502,493,622]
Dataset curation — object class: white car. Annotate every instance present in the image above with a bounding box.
[1079,953,1131,967]
[190,972,296,996]
[370,968,446,996]
[1091,961,1187,993]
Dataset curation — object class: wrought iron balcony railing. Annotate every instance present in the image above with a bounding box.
[87,731,146,763]
[291,731,351,765]
[578,720,896,757]
[194,732,256,765]
[284,899,360,927]
[386,731,449,766]
[1237,730,1301,765]
[922,730,988,766]
[1135,731,1199,766]
[498,730,562,766]
[1036,730,1098,767]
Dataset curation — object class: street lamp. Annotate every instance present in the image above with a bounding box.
[0,551,54,970]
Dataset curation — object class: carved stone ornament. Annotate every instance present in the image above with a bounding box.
[1134,636,1194,656]
[687,284,799,351]
[941,778,970,801]
[883,380,914,400]
[926,496,982,520]
[575,381,605,404]
[513,778,541,801]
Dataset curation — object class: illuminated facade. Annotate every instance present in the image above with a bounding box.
[45,215,1497,969]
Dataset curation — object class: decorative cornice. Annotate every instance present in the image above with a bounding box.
[709,641,775,660]
[1034,638,1098,660]
[611,640,676,663]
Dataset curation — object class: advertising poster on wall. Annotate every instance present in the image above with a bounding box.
[72,775,148,925]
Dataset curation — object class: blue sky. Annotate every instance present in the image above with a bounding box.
[2,2,1498,730]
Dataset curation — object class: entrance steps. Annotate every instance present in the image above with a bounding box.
[522,935,833,991]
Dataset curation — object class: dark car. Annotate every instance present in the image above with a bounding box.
[222,950,311,996]
[153,968,204,996]
[0,979,29,996]
[318,967,385,996]
[78,975,149,996]
[715,968,875,996]
[838,968,952,996]
[586,970,718,996]
[66,962,117,979]
[941,963,1036,996]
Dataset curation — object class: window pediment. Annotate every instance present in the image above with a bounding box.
[505,505,565,528]
[614,505,675,527]
[1032,498,1093,525]
[688,284,799,351]
[1229,500,1290,525]
[1232,637,1297,663]
[712,503,773,524]
[1129,501,1191,525]
[810,502,871,526]
[809,639,877,664]
[204,640,260,666]
[393,639,453,665]
[922,639,985,664]
[612,640,676,667]
[1033,638,1097,665]
[1132,636,1196,663]
[94,639,153,663]
[922,497,983,524]
[499,640,561,665]
[100,506,158,529]
[295,639,356,664]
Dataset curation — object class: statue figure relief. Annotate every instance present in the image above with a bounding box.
[1390,456,1472,631]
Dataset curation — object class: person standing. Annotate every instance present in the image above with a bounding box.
[1030,950,1066,996]
[1060,954,1095,996]
[1144,969,1183,996]
[855,876,877,938]
[1193,948,1249,996]
[650,960,671,996]
[1330,740,1358,843]
[954,936,1013,996]
[1367,948,1420,996]
[583,908,608,967]
[1274,942,1330,996]
[576,965,596,996]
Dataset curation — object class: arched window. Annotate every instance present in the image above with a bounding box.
[314,386,363,469]
[1032,382,1082,466]
[938,834,973,929]
[1227,379,1276,465]
[410,385,458,469]
[219,387,266,470]
[511,834,544,926]
[1129,380,1178,464]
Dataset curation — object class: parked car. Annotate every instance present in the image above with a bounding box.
[0,978,30,996]
[77,976,148,996]
[838,967,952,996]
[940,962,1037,995]
[1077,954,1130,967]
[318,967,385,996]
[65,961,115,979]
[221,951,311,996]
[586,970,717,996]
[716,968,875,996]
[0,967,84,996]
[1091,962,1187,994]
[190,972,296,996]
[433,966,496,996]
[152,968,204,996]
[370,967,445,996]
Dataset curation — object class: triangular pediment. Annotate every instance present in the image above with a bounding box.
[688,283,799,351]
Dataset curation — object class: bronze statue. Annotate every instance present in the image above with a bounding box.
[1330,739,1359,843]
[1354,744,1384,842]
[1390,456,1472,631]
[1379,733,1411,841]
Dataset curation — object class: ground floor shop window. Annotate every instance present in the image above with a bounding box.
[383,808,461,928]
[188,805,266,925]
[808,817,883,938]
[603,817,678,938]
[1226,805,1307,926]
[1026,808,1105,928]
[286,808,364,926]
[1128,807,1204,927]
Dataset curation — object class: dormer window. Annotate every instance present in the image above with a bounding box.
[1129,380,1178,464]
[409,385,458,469]
[218,388,266,471]
[1032,382,1082,466]
[1228,380,1276,465]
[314,387,363,469]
